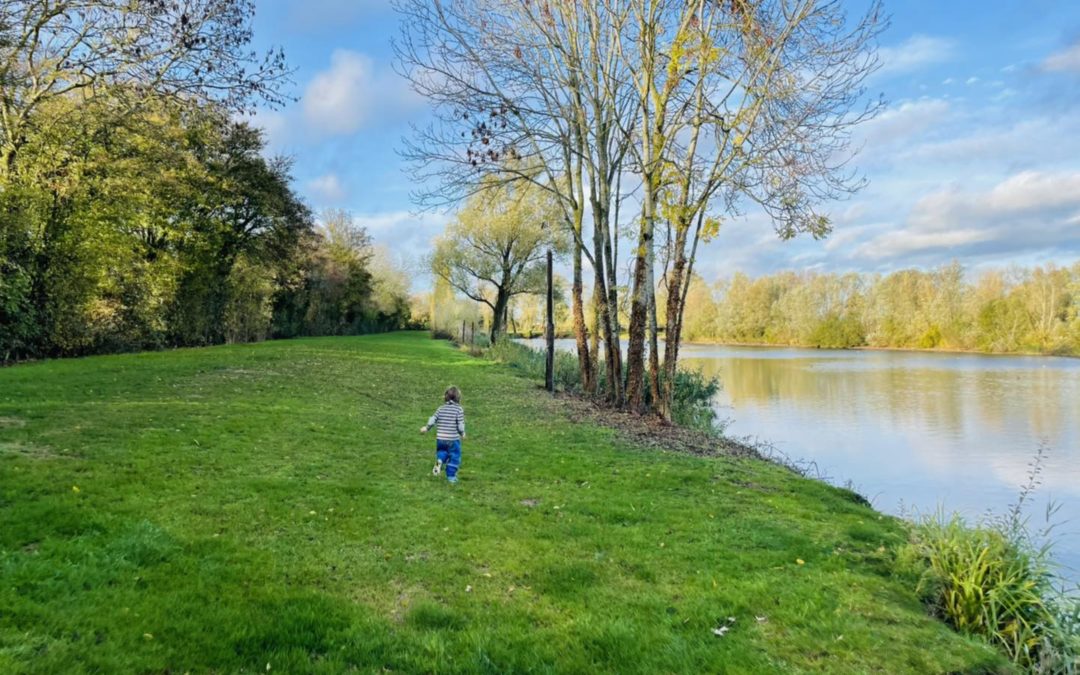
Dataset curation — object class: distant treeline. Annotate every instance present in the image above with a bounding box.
[675,262,1080,355]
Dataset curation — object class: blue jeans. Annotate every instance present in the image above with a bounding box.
[436,439,461,479]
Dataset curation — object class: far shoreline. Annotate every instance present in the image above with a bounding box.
[681,339,1080,360]
[514,333,1079,360]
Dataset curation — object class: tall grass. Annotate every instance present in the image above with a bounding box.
[483,338,726,434]
[899,446,1080,672]
[485,337,583,391]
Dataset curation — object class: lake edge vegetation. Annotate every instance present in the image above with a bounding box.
[427,260,1080,359]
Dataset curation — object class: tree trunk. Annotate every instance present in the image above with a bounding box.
[659,221,689,421]
[647,248,661,414]
[625,189,653,413]
[603,212,623,405]
[491,287,510,343]
[571,231,593,393]
[590,235,606,397]
[0,144,16,181]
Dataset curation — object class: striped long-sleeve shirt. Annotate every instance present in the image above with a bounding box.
[426,402,465,440]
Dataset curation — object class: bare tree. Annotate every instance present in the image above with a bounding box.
[618,0,885,416]
[0,0,291,176]
[397,0,884,419]
[393,0,634,399]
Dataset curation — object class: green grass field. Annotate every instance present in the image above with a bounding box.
[0,332,1008,673]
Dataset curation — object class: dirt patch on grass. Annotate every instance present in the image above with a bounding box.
[0,416,26,429]
[0,441,73,460]
[552,392,761,460]
[520,498,540,508]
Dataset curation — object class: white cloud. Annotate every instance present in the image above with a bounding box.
[905,113,1080,166]
[307,173,347,203]
[353,210,448,253]
[965,76,980,85]
[859,99,950,147]
[302,50,421,136]
[856,228,991,260]
[977,171,1080,213]
[942,77,955,85]
[823,222,890,253]
[247,109,290,153]
[853,171,1080,262]
[303,51,377,134]
[877,35,956,76]
[1043,43,1080,73]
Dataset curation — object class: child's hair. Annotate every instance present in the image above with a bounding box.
[444,386,461,403]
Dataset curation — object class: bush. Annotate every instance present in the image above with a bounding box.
[667,369,725,434]
[807,313,865,349]
[898,450,1080,672]
[899,513,1064,668]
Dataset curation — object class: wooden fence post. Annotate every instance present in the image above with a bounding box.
[545,249,554,393]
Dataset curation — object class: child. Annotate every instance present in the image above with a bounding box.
[421,386,466,483]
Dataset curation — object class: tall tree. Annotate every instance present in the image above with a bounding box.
[397,0,883,417]
[619,0,884,417]
[170,119,312,345]
[394,0,634,399]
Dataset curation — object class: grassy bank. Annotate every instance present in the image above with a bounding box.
[0,332,1007,673]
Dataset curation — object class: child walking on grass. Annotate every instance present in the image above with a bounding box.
[421,386,465,483]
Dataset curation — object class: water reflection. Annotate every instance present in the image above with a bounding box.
[679,345,1080,576]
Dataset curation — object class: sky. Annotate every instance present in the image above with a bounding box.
[247,0,1080,289]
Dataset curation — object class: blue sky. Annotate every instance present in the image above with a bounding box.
[249,0,1080,288]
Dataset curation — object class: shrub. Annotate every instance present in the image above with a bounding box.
[666,369,726,434]
[807,313,865,349]
[898,449,1079,672]
[899,513,1062,668]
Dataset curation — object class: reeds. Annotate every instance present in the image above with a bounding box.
[900,444,1079,672]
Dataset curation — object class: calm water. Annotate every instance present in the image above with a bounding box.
[526,339,1080,577]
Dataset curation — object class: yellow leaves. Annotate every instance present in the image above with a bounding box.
[701,217,722,243]
[72,485,80,493]
[796,558,805,566]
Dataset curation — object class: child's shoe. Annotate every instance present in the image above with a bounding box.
[432,460,443,476]
[447,476,458,484]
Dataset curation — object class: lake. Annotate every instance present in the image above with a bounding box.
[523,338,1080,579]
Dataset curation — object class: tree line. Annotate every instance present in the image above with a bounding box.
[674,262,1080,355]
[397,0,885,419]
[0,1,411,363]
